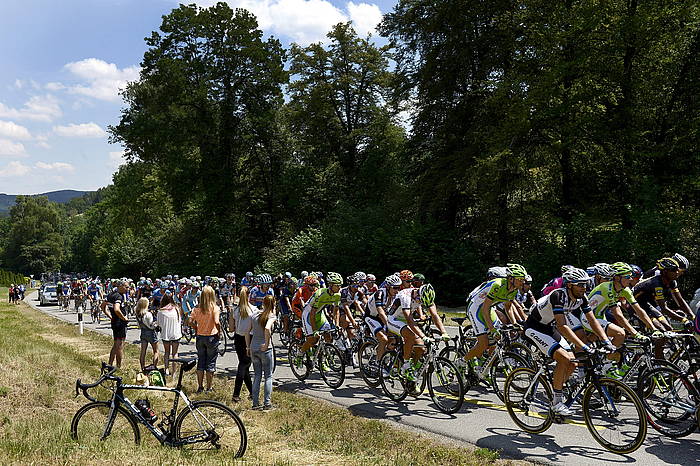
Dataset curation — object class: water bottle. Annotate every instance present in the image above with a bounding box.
[135,399,157,423]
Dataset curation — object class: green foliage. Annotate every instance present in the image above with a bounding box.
[0,270,28,286]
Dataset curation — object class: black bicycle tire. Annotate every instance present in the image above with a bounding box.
[288,340,310,381]
[218,330,227,356]
[319,344,346,389]
[490,351,530,401]
[637,366,698,438]
[428,357,464,414]
[174,400,247,458]
[582,377,647,454]
[504,367,554,434]
[358,340,381,388]
[70,401,141,444]
[379,350,408,401]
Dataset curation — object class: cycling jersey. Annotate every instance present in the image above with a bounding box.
[541,277,564,296]
[466,278,518,335]
[182,289,200,315]
[588,281,637,319]
[302,288,340,335]
[633,275,678,308]
[219,281,235,298]
[249,286,274,308]
[366,288,389,319]
[340,286,365,309]
[279,286,293,315]
[526,288,591,333]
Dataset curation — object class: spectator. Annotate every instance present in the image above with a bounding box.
[135,297,160,372]
[188,285,221,393]
[104,280,129,368]
[8,284,15,304]
[157,293,182,376]
[230,286,255,403]
[247,294,276,410]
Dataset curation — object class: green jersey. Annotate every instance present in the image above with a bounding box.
[306,287,341,327]
[588,281,637,319]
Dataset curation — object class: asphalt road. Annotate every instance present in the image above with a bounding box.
[26,292,699,465]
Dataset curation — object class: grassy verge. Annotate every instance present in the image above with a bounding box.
[0,292,520,465]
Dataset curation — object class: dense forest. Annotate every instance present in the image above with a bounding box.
[0,1,697,304]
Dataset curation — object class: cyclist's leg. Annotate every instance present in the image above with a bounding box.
[464,303,497,361]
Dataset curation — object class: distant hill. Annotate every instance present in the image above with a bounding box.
[0,190,94,215]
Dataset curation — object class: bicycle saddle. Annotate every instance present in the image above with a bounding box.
[169,358,197,372]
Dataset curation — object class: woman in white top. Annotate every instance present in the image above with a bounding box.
[229,286,256,402]
[157,293,182,376]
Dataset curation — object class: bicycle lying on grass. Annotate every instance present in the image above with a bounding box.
[71,360,247,458]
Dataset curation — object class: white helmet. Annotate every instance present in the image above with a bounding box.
[563,267,589,284]
[385,274,402,287]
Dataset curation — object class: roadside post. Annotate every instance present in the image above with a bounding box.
[78,308,84,335]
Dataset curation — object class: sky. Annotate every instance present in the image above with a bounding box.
[0,0,395,195]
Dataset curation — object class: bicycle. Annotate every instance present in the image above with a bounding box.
[288,327,345,389]
[440,324,530,401]
[379,335,465,414]
[503,344,647,454]
[90,299,101,324]
[71,360,247,458]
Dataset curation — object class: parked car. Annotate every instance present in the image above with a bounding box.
[40,285,58,306]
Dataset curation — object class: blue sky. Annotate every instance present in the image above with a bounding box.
[0,0,394,195]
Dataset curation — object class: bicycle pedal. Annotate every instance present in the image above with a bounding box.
[553,414,566,423]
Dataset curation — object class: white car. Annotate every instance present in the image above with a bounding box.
[40,285,58,306]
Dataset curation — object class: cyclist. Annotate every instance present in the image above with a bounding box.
[416,283,450,341]
[365,274,378,294]
[365,274,401,363]
[585,263,613,292]
[339,274,367,341]
[299,272,344,361]
[249,274,274,309]
[241,272,254,288]
[541,265,574,296]
[524,267,614,415]
[385,276,430,381]
[87,280,103,310]
[182,281,201,319]
[220,273,237,311]
[292,276,319,322]
[633,257,694,331]
[278,276,296,335]
[461,264,529,370]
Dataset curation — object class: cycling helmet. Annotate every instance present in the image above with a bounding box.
[672,253,690,270]
[630,264,643,279]
[173,275,179,280]
[166,274,172,280]
[399,270,414,281]
[525,274,533,283]
[657,257,679,271]
[593,263,614,279]
[304,276,319,286]
[412,273,426,282]
[289,277,298,287]
[195,276,201,281]
[366,274,376,281]
[610,261,633,276]
[139,276,145,282]
[506,263,528,279]
[301,271,309,278]
[178,278,186,284]
[326,272,343,286]
[562,267,589,284]
[258,273,273,284]
[246,271,253,277]
[355,271,367,281]
[385,274,402,287]
[419,284,436,307]
[487,267,508,279]
[317,272,324,278]
[347,275,359,286]
[561,265,574,274]
[309,272,319,279]
[285,271,292,278]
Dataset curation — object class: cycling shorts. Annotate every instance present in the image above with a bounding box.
[467,301,501,336]
[580,313,612,333]
[386,313,408,336]
[525,327,571,358]
[364,316,386,336]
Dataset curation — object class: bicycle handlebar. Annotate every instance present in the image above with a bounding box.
[75,362,119,401]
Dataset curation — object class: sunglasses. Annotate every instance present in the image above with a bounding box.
[390,286,401,290]
[620,274,633,279]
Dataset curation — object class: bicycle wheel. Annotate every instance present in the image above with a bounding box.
[490,351,530,401]
[319,344,345,389]
[638,366,698,438]
[218,330,227,356]
[174,400,247,459]
[71,401,140,445]
[358,340,381,388]
[582,377,647,454]
[379,350,408,401]
[504,367,554,434]
[288,340,310,381]
[428,357,464,414]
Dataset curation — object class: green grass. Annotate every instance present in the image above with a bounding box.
[0,296,521,465]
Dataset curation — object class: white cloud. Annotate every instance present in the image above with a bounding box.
[108,150,127,168]
[347,2,382,36]
[0,161,31,177]
[0,139,28,157]
[0,121,32,140]
[35,161,75,172]
[36,141,51,149]
[46,82,66,91]
[201,0,381,44]
[0,94,62,122]
[64,58,140,101]
[53,122,106,138]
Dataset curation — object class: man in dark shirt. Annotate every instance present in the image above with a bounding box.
[634,257,694,332]
[104,280,129,367]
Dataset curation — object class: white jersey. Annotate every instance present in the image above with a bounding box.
[387,288,420,318]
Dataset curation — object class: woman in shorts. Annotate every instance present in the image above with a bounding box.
[157,293,182,376]
[135,297,160,371]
